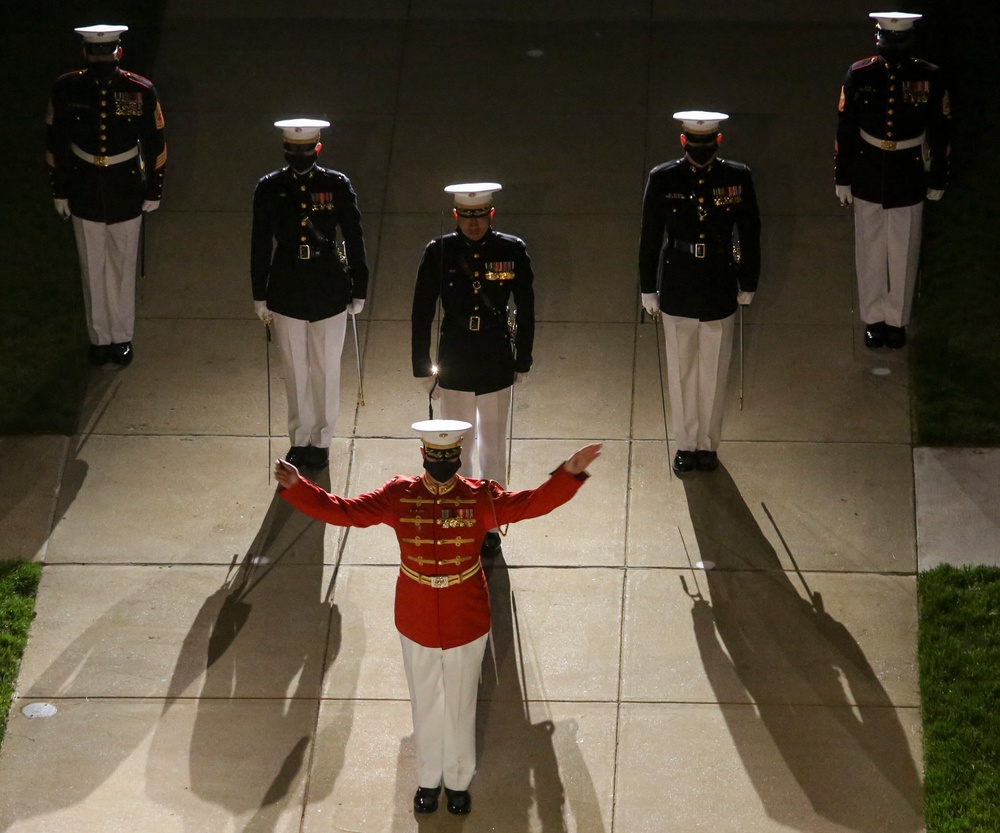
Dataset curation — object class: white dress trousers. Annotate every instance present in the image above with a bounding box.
[271,311,347,448]
[438,387,510,488]
[853,197,923,328]
[399,632,489,791]
[72,215,141,345]
[662,312,735,453]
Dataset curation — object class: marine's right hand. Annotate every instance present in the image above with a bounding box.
[54,198,70,219]
[419,375,441,400]
[254,301,273,324]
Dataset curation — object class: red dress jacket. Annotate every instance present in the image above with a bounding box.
[280,468,586,649]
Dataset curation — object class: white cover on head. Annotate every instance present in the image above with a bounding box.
[444,182,502,209]
[75,24,128,43]
[673,110,730,134]
[869,12,922,31]
[412,419,472,450]
[275,118,331,143]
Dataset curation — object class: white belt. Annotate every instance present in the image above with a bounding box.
[71,144,139,167]
[859,129,924,152]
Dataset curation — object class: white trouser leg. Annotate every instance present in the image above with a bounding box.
[697,314,735,452]
[853,198,889,325]
[474,388,510,488]
[272,313,310,447]
[305,312,347,448]
[73,216,140,344]
[399,632,489,791]
[662,314,700,451]
[438,388,478,478]
[885,202,923,327]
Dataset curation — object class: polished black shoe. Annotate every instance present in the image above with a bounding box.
[695,450,719,472]
[88,344,111,366]
[303,445,330,470]
[444,787,472,815]
[481,530,502,558]
[413,786,440,814]
[883,324,907,349]
[110,341,133,367]
[863,322,885,350]
[285,446,310,467]
[672,450,696,474]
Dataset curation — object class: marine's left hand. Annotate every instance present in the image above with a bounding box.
[274,459,301,489]
[142,200,160,213]
[564,443,603,476]
[348,298,365,314]
[737,291,754,306]
[926,189,945,201]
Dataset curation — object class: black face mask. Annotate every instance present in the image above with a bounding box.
[423,458,461,482]
[284,151,318,175]
[686,143,719,167]
[876,31,914,63]
[87,60,119,81]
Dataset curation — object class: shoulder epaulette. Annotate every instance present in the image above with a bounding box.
[120,70,154,90]
[850,55,879,71]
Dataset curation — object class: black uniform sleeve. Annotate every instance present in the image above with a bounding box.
[338,176,369,297]
[512,241,535,372]
[925,75,952,191]
[638,169,666,294]
[45,77,73,199]
[250,177,275,302]
[835,69,860,187]
[411,239,441,377]
[136,77,166,201]
[735,169,762,293]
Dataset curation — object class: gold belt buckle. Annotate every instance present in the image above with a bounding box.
[430,575,450,589]
[298,244,311,259]
[93,155,109,166]
[694,243,706,258]
[469,316,480,332]
[880,139,897,151]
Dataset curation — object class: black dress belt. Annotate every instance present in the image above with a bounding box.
[669,239,708,258]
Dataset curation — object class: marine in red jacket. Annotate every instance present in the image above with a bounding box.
[275,420,601,816]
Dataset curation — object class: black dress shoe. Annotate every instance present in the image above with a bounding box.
[444,787,472,815]
[883,324,907,349]
[695,450,719,471]
[672,450,696,474]
[304,445,330,470]
[413,786,440,814]
[285,446,310,466]
[110,341,133,367]
[89,344,111,366]
[863,322,885,349]
[481,530,502,558]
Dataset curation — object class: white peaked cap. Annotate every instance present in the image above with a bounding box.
[75,24,128,43]
[274,118,331,144]
[673,110,730,134]
[444,182,502,209]
[869,12,922,31]
[412,420,472,450]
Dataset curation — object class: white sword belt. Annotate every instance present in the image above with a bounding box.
[859,129,924,152]
[71,143,140,167]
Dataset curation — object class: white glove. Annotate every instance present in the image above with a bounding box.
[926,189,945,201]
[54,198,70,219]
[254,300,272,324]
[515,372,528,384]
[142,199,160,213]
[419,375,441,400]
[641,292,660,315]
[835,184,853,205]
[347,298,365,314]
[737,291,754,306]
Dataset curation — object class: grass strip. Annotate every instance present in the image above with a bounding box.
[0,562,43,747]
[919,565,1000,832]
